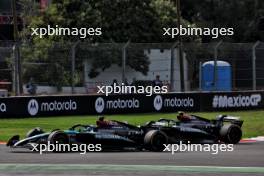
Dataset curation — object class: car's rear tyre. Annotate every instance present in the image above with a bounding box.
[144,130,168,152]
[220,124,242,144]
[48,131,69,145]
[26,127,44,138]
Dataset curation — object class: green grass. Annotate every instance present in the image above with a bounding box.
[0,111,264,141]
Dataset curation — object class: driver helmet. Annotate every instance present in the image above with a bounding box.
[98,116,105,121]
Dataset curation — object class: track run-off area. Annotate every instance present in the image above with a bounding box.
[0,141,264,175]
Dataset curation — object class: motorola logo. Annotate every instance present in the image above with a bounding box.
[28,99,39,116]
[95,97,105,113]
[28,99,77,116]
[0,103,7,112]
[153,95,163,111]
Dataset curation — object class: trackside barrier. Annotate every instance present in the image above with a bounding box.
[0,91,263,118]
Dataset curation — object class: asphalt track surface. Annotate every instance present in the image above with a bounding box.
[0,142,264,176]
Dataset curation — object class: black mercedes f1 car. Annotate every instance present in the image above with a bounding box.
[7,114,243,152]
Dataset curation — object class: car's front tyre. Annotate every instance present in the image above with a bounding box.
[48,131,70,146]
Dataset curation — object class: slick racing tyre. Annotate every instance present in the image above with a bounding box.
[26,127,44,138]
[144,130,168,152]
[220,124,242,144]
[48,131,70,145]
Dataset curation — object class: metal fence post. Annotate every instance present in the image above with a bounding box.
[213,40,222,90]
[12,44,19,96]
[199,61,202,91]
[170,42,178,92]
[11,52,16,94]
[122,41,130,83]
[252,41,260,90]
[71,41,80,94]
